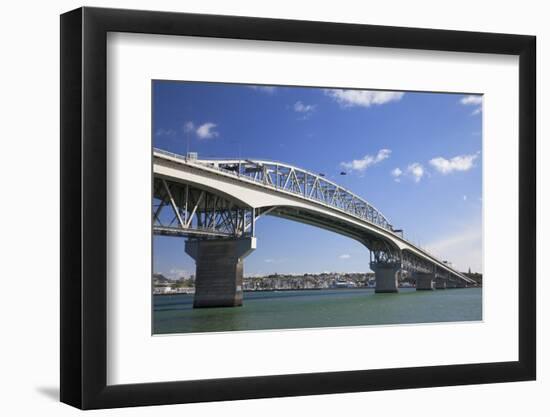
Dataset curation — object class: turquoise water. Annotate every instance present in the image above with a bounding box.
[153,288,482,335]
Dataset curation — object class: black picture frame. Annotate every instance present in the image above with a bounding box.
[60,6,536,410]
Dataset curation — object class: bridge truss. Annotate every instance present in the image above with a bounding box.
[214,159,394,231]
[154,178,277,239]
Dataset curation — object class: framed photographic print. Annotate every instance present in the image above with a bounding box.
[60,6,536,409]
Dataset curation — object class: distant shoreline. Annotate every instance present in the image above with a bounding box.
[152,287,373,296]
[152,285,482,296]
[243,287,374,292]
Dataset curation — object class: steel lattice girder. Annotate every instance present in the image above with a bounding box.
[153,178,255,238]
[187,156,394,231]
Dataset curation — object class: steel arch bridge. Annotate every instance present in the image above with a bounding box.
[153,148,476,307]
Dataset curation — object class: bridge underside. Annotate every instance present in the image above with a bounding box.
[153,177,475,308]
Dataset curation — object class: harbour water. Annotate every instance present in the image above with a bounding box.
[153,287,482,335]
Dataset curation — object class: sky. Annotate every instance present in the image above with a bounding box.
[152,81,483,278]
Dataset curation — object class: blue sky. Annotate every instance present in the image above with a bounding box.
[153,81,483,278]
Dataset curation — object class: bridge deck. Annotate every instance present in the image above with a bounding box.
[153,149,476,285]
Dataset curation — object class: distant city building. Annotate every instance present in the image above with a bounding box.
[241,272,374,291]
[153,270,481,295]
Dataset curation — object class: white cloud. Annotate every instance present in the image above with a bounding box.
[460,95,483,105]
[407,163,425,183]
[155,128,176,137]
[471,107,482,116]
[391,168,402,177]
[339,254,351,259]
[429,153,479,174]
[391,167,402,182]
[463,195,468,201]
[249,85,277,94]
[460,95,483,116]
[341,149,391,173]
[325,89,404,108]
[183,121,219,139]
[195,122,219,139]
[164,268,189,280]
[293,101,316,119]
[183,121,195,133]
[294,101,315,113]
[264,258,286,264]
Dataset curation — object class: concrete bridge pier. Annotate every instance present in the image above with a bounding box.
[185,237,256,308]
[371,262,400,293]
[435,277,447,289]
[415,272,435,291]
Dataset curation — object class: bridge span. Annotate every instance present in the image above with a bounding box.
[153,148,477,308]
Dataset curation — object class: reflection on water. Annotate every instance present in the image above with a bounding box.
[153,288,482,335]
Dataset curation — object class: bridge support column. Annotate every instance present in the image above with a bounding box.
[185,237,256,308]
[371,262,400,293]
[415,272,435,291]
[435,277,447,289]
